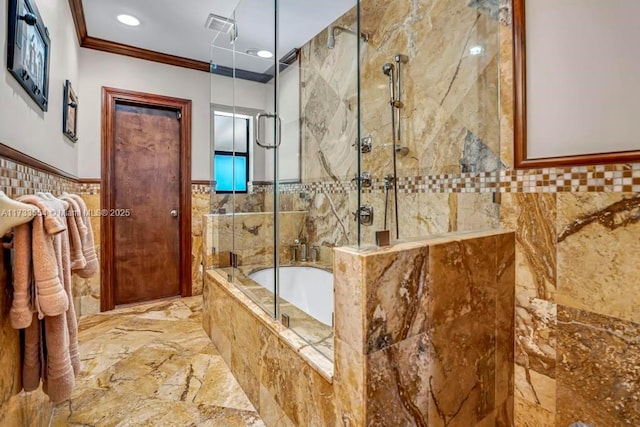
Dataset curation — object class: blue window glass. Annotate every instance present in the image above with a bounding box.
[214,154,247,192]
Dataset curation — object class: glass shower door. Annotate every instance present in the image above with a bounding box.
[210,0,360,361]
[210,0,279,320]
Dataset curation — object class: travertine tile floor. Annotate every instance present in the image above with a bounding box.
[50,297,264,426]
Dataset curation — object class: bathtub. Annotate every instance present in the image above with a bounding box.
[249,266,333,326]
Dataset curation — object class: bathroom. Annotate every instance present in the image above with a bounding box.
[1,0,639,425]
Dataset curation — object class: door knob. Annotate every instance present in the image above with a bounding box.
[170,210,178,217]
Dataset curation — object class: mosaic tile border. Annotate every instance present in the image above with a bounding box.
[250,163,640,195]
[0,158,78,197]
[4,155,639,198]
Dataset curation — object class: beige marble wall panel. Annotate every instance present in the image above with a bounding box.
[428,237,499,427]
[210,193,265,214]
[305,191,352,249]
[456,193,501,232]
[496,232,516,408]
[428,235,498,325]
[557,193,640,323]
[556,305,640,426]
[500,192,557,414]
[333,338,365,427]
[498,12,514,167]
[333,248,364,351]
[229,296,265,407]
[363,245,430,353]
[191,193,210,296]
[259,329,336,427]
[206,212,306,268]
[366,333,430,426]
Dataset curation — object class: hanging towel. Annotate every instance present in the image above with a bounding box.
[18,195,68,318]
[22,313,43,392]
[65,194,98,278]
[56,197,81,375]
[9,222,34,329]
[60,195,86,271]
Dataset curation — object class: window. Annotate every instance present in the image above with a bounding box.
[213,112,250,193]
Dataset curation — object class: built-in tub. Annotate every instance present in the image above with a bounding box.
[249,266,333,326]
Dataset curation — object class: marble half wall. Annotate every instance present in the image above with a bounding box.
[204,229,514,425]
[336,229,515,427]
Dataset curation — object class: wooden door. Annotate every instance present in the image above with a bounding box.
[101,88,192,310]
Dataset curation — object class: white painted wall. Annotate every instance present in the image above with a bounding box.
[264,64,300,181]
[78,48,270,179]
[0,0,80,175]
[527,0,640,158]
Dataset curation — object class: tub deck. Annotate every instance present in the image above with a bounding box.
[213,263,334,360]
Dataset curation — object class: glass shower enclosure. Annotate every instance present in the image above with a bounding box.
[209,0,361,361]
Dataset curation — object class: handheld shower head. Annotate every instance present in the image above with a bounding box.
[382,63,395,76]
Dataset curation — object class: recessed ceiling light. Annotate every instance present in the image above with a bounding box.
[470,46,482,55]
[117,14,140,27]
[257,50,273,59]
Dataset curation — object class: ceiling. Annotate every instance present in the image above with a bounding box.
[82,0,356,75]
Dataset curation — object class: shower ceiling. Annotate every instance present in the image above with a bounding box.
[82,0,355,74]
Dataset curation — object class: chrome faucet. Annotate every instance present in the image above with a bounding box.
[310,245,320,262]
[295,238,307,262]
[289,244,298,262]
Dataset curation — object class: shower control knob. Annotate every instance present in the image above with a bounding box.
[170,209,178,217]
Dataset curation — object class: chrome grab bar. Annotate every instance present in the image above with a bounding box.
[255,112,282,149]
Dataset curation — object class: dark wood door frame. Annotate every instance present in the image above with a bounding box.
[101,87,192,311]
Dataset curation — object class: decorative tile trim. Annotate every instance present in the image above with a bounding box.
[0,158,78,197]
[4,155,638,199]
[250,163,640,195]
[192,184,213,194]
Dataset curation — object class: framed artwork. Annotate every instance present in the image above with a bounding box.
[63,80,78,142]
[6,0,50,112]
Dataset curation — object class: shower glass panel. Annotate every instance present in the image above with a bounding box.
[209,0,360,361]
[358,0,502,244]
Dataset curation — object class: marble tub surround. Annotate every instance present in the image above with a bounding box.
[48,296,264,426]
[335,229,515,426]
[217,263,335,360]
[204,271,336,426]
[204,229,514,426]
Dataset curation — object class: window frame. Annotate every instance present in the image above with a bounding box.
[212,111,251,194]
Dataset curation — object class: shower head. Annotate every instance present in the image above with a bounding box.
[327,29,336,49]
[327,25,370,49]
[382,63,395,76]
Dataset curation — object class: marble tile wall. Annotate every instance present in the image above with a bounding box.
[203,211,307,270]
[336,229,515,426]
[496,0,640,424]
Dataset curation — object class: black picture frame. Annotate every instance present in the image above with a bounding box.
[63,80,78,142]
[6,0,50,112]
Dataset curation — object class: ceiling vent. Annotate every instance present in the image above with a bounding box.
[205,13,238,44]
[205,13,235,33]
